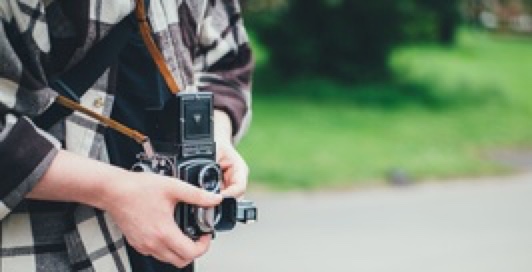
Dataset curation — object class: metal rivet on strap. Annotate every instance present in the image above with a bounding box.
[93,97,104,108]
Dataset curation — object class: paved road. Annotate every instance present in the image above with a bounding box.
[197,174,532,272]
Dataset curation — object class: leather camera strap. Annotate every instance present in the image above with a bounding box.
[53,0,180,148]
[55,96,149,144]
[134,0,181,94]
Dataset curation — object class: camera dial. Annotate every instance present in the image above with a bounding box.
[131,155,175,176]
[138,92,257,241]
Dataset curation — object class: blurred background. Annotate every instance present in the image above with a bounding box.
[201,1,532,271]
[238,0,532,189]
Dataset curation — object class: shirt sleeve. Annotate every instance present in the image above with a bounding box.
[0,115,60,219]
[0,12,61,220]
[194,0,254,143]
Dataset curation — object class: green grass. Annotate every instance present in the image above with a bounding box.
[239,30,532,190]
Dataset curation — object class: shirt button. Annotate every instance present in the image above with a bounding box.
[93,97,104,108]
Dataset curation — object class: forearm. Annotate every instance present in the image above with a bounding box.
[214,110,249,197]
[27,149,221,268]
[27,149,129,210]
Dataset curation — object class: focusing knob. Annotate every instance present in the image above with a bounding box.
[131,162,152,173]
[151,157,174,176]
[131,155,175,176]
[198,163,221,192]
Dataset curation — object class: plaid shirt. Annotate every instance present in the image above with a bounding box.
[0,0,253,271]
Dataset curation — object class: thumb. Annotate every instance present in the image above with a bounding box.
[171,181,222,207]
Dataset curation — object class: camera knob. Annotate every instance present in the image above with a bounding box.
[131,162,152,173]
[198,163,221,193]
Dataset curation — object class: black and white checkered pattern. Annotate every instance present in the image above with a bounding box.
[0,0,253,271]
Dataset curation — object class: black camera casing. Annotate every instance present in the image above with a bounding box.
[132,91,256,240]
[133,92,229,240]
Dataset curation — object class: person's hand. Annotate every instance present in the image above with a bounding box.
[214,110,249,198]
[103,171,222,268]
[27,150,222,268]
[217,141,249,197]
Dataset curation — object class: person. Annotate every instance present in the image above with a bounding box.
[0,0,253,271]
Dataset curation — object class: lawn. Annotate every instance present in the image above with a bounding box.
[239,30,532,190]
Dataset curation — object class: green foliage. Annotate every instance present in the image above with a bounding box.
[415,0,461,44]
[249,0,403,81]
[245,0,461,83]
[239,30,532,190]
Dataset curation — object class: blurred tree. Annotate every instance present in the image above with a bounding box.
[418,0,461,44]
[248,0,404,82]
[245,0,462,83]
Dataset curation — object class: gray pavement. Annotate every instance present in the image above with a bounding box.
[197,173,532,272]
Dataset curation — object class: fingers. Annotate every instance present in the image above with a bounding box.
[140,218,212,268]
[152,237,209,268]
[221,167,248,198]
[221,179,247,197]
[170,181,222,207]
[164,228,212,263]
[220,159,249,198]
[217,143,249,198]
[153,248,189,268]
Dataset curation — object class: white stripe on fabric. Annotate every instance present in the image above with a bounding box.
[90,0,134,24]
[103,212,123,247]
[199,16,217,46]
[10,0,39,32]
[0,78,19,108]
[78,211,130,271]
[148,0,173,33]
[2,255,37,272]
[206,36,233,68]
[0,114,17,142]
[93,252,130,272]
[0,202,10,219]
[1,213,34,248]
[78,216,107,256]
[196,0,208,35]
[200,17,238,67]
[90,213,131,271]
[0,0,13,22]
[33,19,50,52]
[115,245,132,272]
[160,0,179,25]
[236,21,250,44]
[65,88,106,156]
[148,2,186,88]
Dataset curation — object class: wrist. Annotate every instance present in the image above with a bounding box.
[214,110,233,145]
[96,169,136,211]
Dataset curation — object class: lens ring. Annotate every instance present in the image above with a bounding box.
[196,207,222,233]
[198,163,221,192]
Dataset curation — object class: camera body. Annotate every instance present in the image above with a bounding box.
[132,92,256,239]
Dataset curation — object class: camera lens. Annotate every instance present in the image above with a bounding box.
[198,164,221,193]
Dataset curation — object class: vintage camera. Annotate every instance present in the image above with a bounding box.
[131,91,257,239]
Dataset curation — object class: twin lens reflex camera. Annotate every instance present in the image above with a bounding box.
[131,91,257,239]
